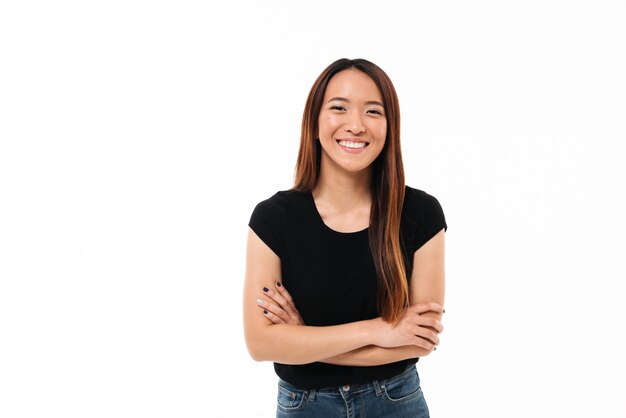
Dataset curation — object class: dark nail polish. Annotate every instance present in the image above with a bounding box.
[443,309,446,314]
[263,287,269,292]
[276,282,282,287]
[434,346,437,351]
[263,309,268,314]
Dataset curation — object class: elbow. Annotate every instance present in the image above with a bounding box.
[248,350,265,363]
[244,328,273,362]
[244,339,260,361]
[247,345,270,362]
[244,324,308,364]
[245,331,308,365]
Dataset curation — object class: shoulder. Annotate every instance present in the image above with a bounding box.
[248,189,308,258]
[402,185,447,231]
[250,188,310,227]
[403,185,445,215]
[251,188,308,215]
[402,185,448,253]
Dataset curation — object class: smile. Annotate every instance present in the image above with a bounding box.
[336,140,369,149]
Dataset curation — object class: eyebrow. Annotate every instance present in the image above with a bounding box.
[328,97,384,107]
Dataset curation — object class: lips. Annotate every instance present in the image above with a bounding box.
[336,139,370,149]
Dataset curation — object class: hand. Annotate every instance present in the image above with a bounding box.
[372,302,444,351]
[257,282,305,325]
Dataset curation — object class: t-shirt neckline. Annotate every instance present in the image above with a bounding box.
[306,191,369,235]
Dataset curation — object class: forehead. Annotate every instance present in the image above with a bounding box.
[324,68,382,101]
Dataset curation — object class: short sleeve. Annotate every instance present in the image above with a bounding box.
[407,189,448,253]
[248,195,284,258]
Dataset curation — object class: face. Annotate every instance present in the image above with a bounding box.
[317,68,387,175]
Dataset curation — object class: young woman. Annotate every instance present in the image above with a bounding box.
[243,58,447,417]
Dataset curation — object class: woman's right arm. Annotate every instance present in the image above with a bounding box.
[243,228,438,365]
[320,345,432,367]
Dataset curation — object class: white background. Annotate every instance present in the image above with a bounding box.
[1,1,625,417]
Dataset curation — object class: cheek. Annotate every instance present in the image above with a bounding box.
[375,122,387,143]
[319,115,341,136]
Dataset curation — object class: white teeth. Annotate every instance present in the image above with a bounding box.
[338,140,367,149]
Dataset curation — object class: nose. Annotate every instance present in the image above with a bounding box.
[345,111,365,134]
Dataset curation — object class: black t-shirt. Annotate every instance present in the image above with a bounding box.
[248,185,447,390]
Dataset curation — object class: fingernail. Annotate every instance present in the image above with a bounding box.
[443,309,446,314]
[276,282,282,287]
[256,299,264,306]
[263,287,269,292]
[434,346,437,351]
[263,309,268,314]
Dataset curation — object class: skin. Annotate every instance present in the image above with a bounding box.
[243,68,446,366]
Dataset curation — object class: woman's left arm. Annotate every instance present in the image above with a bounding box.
[407,227,445,323]
[319,228,446,365]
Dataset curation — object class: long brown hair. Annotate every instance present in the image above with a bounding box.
[292,58,408,324]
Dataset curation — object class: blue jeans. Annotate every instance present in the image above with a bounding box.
[276,364,429,417]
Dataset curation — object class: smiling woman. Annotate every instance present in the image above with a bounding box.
[243,58,447,417]
[317,69,387,174]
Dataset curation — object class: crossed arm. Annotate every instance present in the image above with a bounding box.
[242,227,446,366]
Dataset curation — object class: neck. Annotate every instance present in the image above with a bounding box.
[312,154,374,210]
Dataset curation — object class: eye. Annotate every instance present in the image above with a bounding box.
[330,105,346,111]
[367,109,383,115]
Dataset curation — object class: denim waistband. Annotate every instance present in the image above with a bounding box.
[278,363,418,401]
